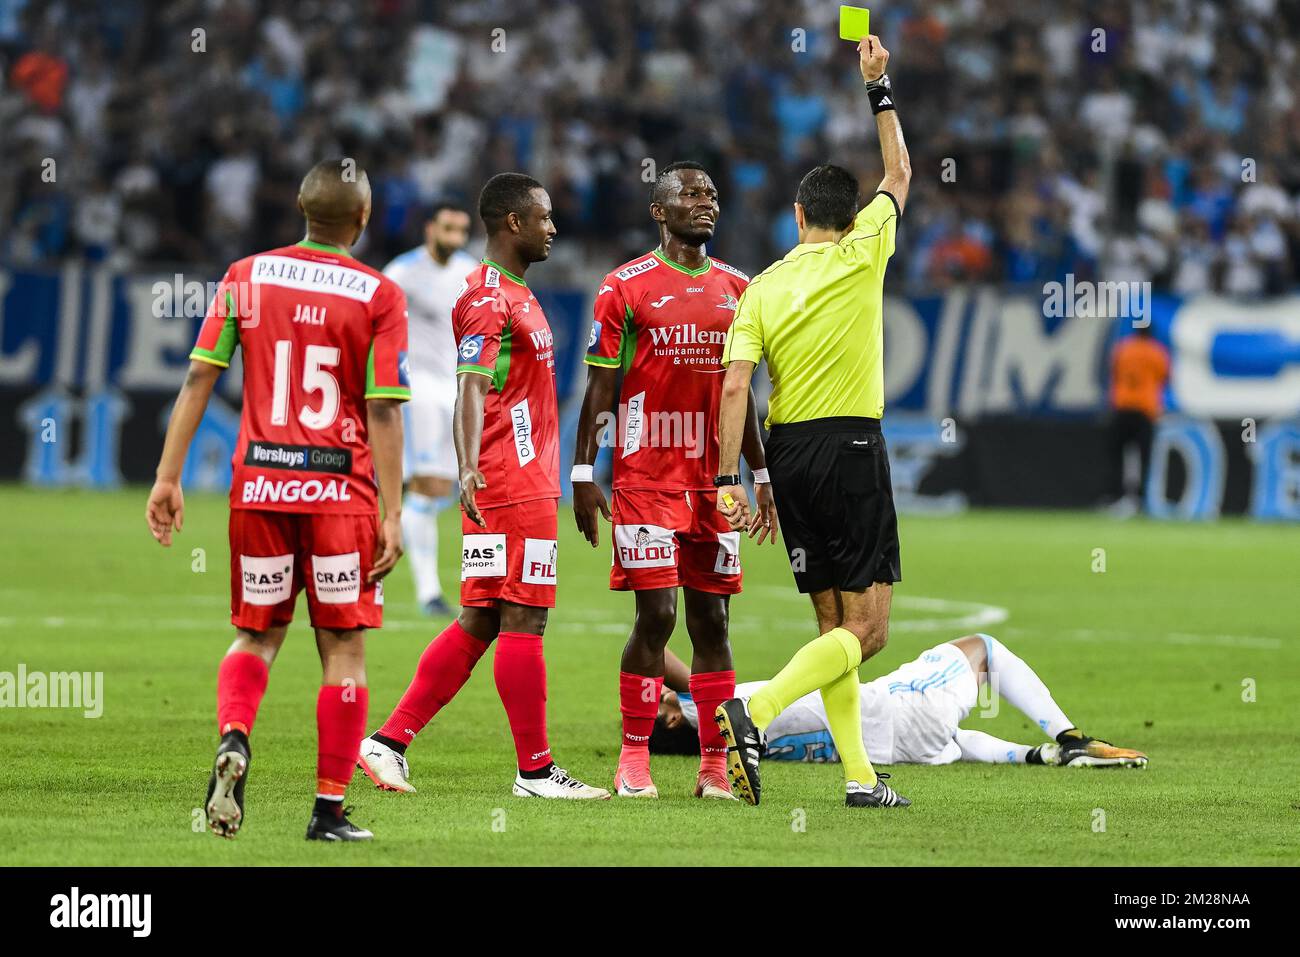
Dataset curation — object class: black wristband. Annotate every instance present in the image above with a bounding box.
[713,474,742,487]
[866,74,895,115]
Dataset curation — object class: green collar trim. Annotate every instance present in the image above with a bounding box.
[653,248,712,276]
[297,238,352,257]
[483,259,527,286]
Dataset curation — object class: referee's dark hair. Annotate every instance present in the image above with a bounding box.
[795,164,860,232]
[651,160,709,204]
[478,172,544,234]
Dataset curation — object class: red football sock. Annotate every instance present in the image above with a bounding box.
[378,620,490,745]
[689,670,735,774]
[619,671,662,766]
[316,684,368,797]
[216,651,269,736]
[494,632,551,772]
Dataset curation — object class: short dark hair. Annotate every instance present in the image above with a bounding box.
[648,714,701,756]
[651,160,709,205]
[427,200,469,222]
[478,173,543,233]
[795,164,860,231]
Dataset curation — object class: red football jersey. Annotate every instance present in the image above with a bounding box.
[585,249,749,491]
[190,239,411,515]
[453,259,560,507]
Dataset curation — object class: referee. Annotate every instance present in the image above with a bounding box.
[712,35,911,809]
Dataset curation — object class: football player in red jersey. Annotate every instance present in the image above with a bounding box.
[571,162,777,800]
[146,159,410,842]
[359,174,609,800]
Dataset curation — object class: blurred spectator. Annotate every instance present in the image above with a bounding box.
[0,0,1294,297]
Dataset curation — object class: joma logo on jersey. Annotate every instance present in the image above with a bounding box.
[241,477,353,504]
[650,295,675,309]
[293,303,326,325]
[648,324,726,346]
[528,328,553,350]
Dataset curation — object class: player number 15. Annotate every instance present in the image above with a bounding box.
[271,340,341,430]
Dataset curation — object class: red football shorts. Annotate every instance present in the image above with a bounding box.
[228,509,383,632]
[609,488,742,594]
[460,497,558,609]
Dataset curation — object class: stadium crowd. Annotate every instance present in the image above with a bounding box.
[2,0,1299,294]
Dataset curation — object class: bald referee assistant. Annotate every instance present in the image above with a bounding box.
[713,35,912,809]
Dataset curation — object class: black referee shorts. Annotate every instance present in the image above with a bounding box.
[766,416,901,594]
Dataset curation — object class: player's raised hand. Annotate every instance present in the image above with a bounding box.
[460,466,488,528]
[146,478,185,546]
[369,513,404,582]
[716,483,750,532]
[572,479,611,547]
[749,481,779,545]
[858,34,889,83]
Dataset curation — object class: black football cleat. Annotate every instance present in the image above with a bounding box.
[205,730,250,838]
[845,773,911,808]
[305,804,374,842]
[1057,728,1148,768]
[715,697,763,806]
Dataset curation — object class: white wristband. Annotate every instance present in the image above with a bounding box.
[752,468,770,484]
[570,464,595,483]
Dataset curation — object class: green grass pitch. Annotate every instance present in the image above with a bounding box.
[0,485,1296,866]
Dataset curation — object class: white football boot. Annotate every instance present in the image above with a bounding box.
[357,736,416,793]
[513,765,611,800]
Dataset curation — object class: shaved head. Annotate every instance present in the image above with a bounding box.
[298,159,371,235]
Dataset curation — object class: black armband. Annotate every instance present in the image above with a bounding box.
[865,74,895,115]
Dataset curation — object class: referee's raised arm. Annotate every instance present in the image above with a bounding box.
[861,35,911,213]
[711,33,916,810]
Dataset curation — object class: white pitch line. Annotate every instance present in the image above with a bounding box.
[1001,626,1281,651]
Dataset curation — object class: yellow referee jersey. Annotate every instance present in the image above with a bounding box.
[722,191,898,426]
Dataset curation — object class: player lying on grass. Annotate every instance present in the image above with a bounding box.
[571,161,777,802]
[651,634,1148,770]
[147,159,409,842]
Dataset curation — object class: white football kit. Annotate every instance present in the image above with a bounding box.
[382,246,477,480]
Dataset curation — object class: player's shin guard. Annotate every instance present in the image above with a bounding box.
[619,671,662,764]
[820,667,877,787]
[689,670,734,775]
[749,628,861,730]
[982,634,1073,739]
[402,492,443,604]
[378,621,489,746]
[317,684,369,800]
[494,632,551,772]
[217,651,269,736]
